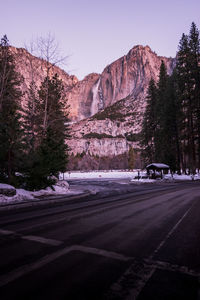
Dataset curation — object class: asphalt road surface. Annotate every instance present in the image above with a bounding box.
[0,180,200,299]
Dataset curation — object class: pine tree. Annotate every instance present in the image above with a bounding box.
[161,72,181,171]
[154,60,168,162]
[140,78,157,165]
[188,22,200,170]
[0,35,24,184]
[26,74,70,190]
[23,82,40,154]
[176,28,198,173]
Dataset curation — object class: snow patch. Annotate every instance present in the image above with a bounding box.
[63,170,137,179]
[0,188,35,205]
[131,178,156,183]
[0,181,70,205]
[0,183,15,189]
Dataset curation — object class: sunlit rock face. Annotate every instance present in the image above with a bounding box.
[63,45,174,121]
[91,45,174,110]
[11,47,79,117]
[12,45,175,163]
[65,73,100,120]
[66,46,175,158]
[13,45,174,122]
[12,47,102,121]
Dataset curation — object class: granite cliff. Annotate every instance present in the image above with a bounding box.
[67,46,175,167]
[12,45,175,169]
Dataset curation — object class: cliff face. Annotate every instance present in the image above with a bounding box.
[12,45,175,166]
[65,73,100,120]
[92,46,174,111]
[12,47,102,121]
[66,46,175,161]
[65,45,174,120]
[13,45,174,123]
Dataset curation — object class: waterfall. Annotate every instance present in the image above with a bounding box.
[91,78,100,116]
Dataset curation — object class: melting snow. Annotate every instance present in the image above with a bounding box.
[62,170,137,179]
[0,171,200,205]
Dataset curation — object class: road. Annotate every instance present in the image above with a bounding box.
[0,180,199,299]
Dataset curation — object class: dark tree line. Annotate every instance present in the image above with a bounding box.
[0,35,69,189]
[141,22,200,174]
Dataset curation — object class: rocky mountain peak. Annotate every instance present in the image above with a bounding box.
[10,44,175,168]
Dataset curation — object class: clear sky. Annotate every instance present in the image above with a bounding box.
[1,0,200,79]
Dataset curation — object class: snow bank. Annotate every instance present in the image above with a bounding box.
[0,188,35,205]
[131,178,156,183]
[165,173,200,181]
[0,183,16,196]
[33,181,69,196]
[0,183,16,190]
[62,170,137,179]
[0,181,70,205]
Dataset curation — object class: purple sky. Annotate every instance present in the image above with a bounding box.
[1,0,200,79]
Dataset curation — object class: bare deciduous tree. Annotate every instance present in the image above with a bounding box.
[36,33,68,132]
[25,33,68,133]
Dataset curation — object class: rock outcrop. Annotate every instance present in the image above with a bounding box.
[11,44,175,168]
[91,45,174,111]
[66,46,175,162]
[13,45,174,122]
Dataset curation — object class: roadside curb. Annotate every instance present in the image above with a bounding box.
[0,192,91,212]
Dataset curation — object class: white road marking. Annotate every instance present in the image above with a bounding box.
[149,201,196,259]
[22,235,63,246]
[105,260,156,300]
[73,245,132,262]
[0,228,63,246]
[105,258,200,300]
[145,258,200,277]
[0,229,15,235]
[0,245,76,288]
[0,245,131,288]
[0,241,199,291]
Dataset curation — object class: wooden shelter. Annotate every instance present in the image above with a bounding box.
[146,163,170,179]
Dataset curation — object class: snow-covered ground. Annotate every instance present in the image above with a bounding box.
[62,170,137,179]
[1,171,200,205]
[164,173,200,181]
[0,181,70,205]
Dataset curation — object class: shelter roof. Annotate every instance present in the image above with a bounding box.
[146,163,170,169]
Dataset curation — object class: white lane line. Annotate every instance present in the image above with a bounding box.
[145,258,200,277]
[0,228,63,246]
[106,258,200,300]
[74,245,132,262]
[0,245,76,288]
[0,229,15,235]
[149,201,196,259]
[0,240,199,290]
[22,235,63,246]
[0,244,132,288]
[105,260,156,300]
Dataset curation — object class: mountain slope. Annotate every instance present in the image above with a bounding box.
[12,44,175,169]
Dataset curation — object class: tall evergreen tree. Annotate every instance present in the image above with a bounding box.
[140,78,157,165]
[140,23,200,173]
[176,26,200,173]
[154,60,168,162]
[23,82,39,154]
[161,72,181,171]
[26,74,70,190]
[188,22,200,170]
[0,35,23,184]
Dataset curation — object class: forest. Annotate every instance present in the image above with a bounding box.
[0,22,200,191]
[141,22,200,174]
